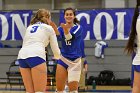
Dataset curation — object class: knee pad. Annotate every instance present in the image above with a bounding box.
[69,90,78,93]
[68,70,81,82]
[68,60,81,82]
[60,56,81,82]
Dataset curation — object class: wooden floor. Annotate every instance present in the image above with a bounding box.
[0,91,89,93]
[0,90,132,93]
[0,91,25,93]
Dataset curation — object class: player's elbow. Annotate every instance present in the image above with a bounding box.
[53,50,61,59]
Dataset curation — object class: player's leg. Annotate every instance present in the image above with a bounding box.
[20,67,34,93]
[56,60,68,92]
[132,71,140,93]
[68,81,79,92]
[132,65,140,93]
[32,62,47,92]
[20,68,35,93]
[26,57,47,92]
[79,59,85,90]
[68,58,81,92]
[131,65,134,88]
[131,52,136,88]
[18,59,35,93]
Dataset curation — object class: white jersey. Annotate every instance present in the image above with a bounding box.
[17,22,60,60]
[133,16,140,65]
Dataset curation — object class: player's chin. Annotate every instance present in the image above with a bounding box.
[65,18,72,21]
[66,20,73,23]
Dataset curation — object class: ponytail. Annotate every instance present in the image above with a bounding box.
[125,5,139,54]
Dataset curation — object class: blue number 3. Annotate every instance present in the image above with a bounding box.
[30,26,39,33]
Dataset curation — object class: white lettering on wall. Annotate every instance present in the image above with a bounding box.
[93,12,114,40]
[116,12,126,39]
[0,14,8,40]
[10,13,29,40]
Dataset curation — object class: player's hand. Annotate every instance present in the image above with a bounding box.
[60,23,66,29]
[46,19,60,35]
[50,22,57,28]
[46,18,52,25]
[60,23,71,29]
[60,23,70,34]
[47,19,57,28]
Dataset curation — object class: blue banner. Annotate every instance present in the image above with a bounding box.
[0,10,32,40]
[59,8,134,40]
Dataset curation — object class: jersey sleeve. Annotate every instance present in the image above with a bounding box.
[71,25,83,38]
[49,27,61,59]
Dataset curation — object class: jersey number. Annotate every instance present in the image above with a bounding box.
[65,39,71,45]
[30,26,39,33]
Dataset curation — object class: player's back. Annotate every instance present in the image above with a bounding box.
[18,22,60,59]
[22,22,54,48]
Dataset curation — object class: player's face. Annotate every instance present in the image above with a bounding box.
[64,10,75,23]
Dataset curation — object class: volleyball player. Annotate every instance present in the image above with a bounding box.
[55,7,83,93]
[17,9,61,93]
[125,0,140,92]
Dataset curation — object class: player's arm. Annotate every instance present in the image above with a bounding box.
[84,60,88,72]
[47,19,60,35]
[49,27,61,59]
[72,25,83,38]
[50,22,60,35]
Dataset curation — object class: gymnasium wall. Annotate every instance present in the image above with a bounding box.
[0,0,135,79]
[0,40,131,79]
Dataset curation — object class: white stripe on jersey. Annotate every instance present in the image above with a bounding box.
[73,25,80,34]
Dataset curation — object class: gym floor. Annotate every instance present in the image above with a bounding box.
[0,90,132,93]
[0,84,132,93]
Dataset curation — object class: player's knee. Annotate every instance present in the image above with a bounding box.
[35,92,44,93]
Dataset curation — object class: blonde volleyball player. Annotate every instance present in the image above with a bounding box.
[17,9,61,93]
[125,0,140,93]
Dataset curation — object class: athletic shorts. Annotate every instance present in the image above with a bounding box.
[57,59,68,69]
[18,56,45,68]
[57,56,81,82]
[131,65,140,87]
[132,65,140,72]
